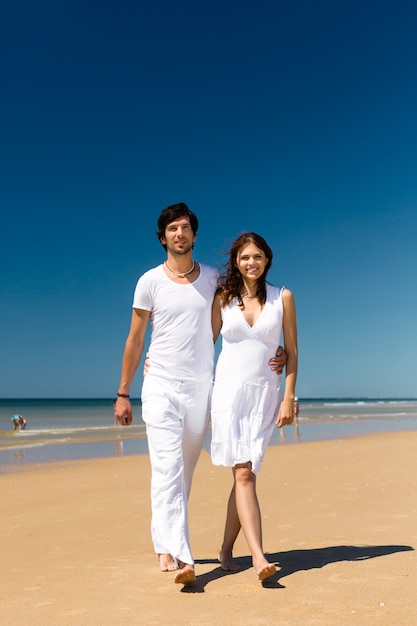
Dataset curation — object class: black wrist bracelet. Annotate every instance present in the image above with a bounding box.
[117,392,130,398]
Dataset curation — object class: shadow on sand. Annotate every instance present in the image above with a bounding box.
[181,544,414,593]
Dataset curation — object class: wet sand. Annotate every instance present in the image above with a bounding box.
[1,431,416,625]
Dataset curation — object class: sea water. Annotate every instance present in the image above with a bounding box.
[1,398,416,471]
[0,399,146,471]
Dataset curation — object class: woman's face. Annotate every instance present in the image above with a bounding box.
[235,242,268,282]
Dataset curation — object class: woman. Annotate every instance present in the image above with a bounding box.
[211,232,298,582]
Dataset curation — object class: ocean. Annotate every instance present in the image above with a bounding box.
[1,398,417,472]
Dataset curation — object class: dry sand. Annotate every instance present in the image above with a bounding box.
[1,431,416,625]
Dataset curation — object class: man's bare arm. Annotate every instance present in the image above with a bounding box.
[115,308,150,425]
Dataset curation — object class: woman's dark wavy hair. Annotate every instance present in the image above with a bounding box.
[218,232,273,308]
[156,202,199,250]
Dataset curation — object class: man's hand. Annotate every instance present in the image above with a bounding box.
[114,397,133,426]
[269,345,287,375]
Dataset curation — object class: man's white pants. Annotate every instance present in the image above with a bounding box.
[141,375,212,566]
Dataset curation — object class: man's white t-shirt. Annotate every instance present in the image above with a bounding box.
[133,263,219,382]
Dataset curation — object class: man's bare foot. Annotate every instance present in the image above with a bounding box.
[257,563,277,581]
[218,550,240,572]
[174,564,196,586]
[158,553,178,572]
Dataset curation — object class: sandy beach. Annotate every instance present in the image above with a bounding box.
[1,430,416,625]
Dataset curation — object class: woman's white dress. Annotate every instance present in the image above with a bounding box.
[211,285,284,474]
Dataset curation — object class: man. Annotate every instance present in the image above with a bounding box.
[114,203,286,586]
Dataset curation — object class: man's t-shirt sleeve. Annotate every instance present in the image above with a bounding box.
[132,272,153,311]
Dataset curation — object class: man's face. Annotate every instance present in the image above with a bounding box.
[161,217,196,255]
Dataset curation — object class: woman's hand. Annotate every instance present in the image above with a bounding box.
[143,351,150,376]
[276,397,294,428]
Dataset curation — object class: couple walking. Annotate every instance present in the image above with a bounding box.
[114,202,298,586]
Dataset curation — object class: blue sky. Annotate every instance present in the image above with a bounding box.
[1,0,416,398]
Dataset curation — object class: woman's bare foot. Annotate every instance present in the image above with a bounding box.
[218,549,240,572]
[158,553,178,572]
[257,563,276,581]
[174,563,196,586]
[253,555,276,581]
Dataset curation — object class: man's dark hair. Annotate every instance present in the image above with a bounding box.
[156,203,199,250]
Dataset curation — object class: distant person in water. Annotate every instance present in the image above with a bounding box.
[11,414,27,430]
